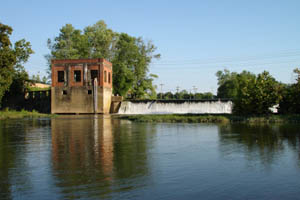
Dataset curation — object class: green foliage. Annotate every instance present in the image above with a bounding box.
[233,71,281,115]
[0,109,52,119]
[0,23,33,107]
[30,73,48,84]
[279,68,300,114]
[216,69,281,115]
[46,20,160,99]
[120,114,230,123]
[119,114,300,124]
[216,69,239,98]
[201,92,214,99]
[0,23,15,104]
[158,90,214,100]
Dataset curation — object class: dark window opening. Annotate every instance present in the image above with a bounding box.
[74,70,81,82]
[88,90,92,94]
[91,70,98,81]
[104,71,107,82]
[58,71,64,82]
[63,90,67,95]
[108,72,111,84]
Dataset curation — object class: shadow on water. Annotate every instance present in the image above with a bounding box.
[218,123,300,168]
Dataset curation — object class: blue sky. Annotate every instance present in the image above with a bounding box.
[2,0,300,93]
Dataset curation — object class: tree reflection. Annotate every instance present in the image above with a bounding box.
[218,123,300,167]
[0,119,51,199]
[0,121,15,200]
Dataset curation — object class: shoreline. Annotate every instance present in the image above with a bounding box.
[0,110,54,120]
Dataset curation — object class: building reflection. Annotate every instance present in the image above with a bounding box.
[51,115,151,199]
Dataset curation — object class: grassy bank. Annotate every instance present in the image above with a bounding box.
[0,109,53,120]
[118,114,300,124]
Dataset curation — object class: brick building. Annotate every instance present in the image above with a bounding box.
[51,58,113,114]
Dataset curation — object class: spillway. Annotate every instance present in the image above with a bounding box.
[118,100,233,114]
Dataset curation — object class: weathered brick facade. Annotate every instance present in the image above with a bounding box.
[51,58,113,114]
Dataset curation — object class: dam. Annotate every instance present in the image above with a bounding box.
[117,99,233,115]
[48,58,233,115]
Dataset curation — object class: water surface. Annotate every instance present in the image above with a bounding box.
[1,116,300,199]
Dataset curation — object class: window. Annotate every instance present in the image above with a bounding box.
[58,71,64,82]
[63,90,67,95]
[91,70,98,80]
[108,72,111,84]
[104,71,107,82]
[88,90,92,94]
[74,70,81,82]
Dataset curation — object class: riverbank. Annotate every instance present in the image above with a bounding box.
[0,110,54,120]
[118,114,300,123]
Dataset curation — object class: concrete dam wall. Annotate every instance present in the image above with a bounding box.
[118,100,233,114]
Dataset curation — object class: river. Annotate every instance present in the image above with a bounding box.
[1,116,300,199]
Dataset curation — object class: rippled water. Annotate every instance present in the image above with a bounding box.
[1,116,300,199]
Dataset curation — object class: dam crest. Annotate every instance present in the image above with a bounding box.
[118,99,233,115]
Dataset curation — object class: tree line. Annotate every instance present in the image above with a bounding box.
[156,91,214,100]
[216,69,300,115]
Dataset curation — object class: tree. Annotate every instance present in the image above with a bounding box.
[46,20,160,99]
[42,76,47,84]
[279,68,300,114]
[216,69,282,114]
[163,92,173,100]
[84,20,116,60]
[233,71,281,115]
[202,92,214,99]
[194,93,203,100]
[216,69,239,98]
[0,23,15,104]
[0,23,33,106]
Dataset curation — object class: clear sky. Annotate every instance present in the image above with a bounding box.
[2,0,300,93]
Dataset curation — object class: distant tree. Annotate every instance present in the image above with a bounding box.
[193,93,201,100]
[42,76,47,84]
[202,92,214,99]
[182,91,190,100]
[31,73,42,83]
[163,92,173,100]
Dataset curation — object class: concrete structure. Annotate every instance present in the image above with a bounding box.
[51,58,112,114]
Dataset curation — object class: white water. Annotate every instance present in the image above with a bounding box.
[118,100,233,114]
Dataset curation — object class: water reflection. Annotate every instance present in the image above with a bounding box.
[2,118,300,199]
[218,124,300,167]
[0,119,52,200]
[51,115,153,199]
